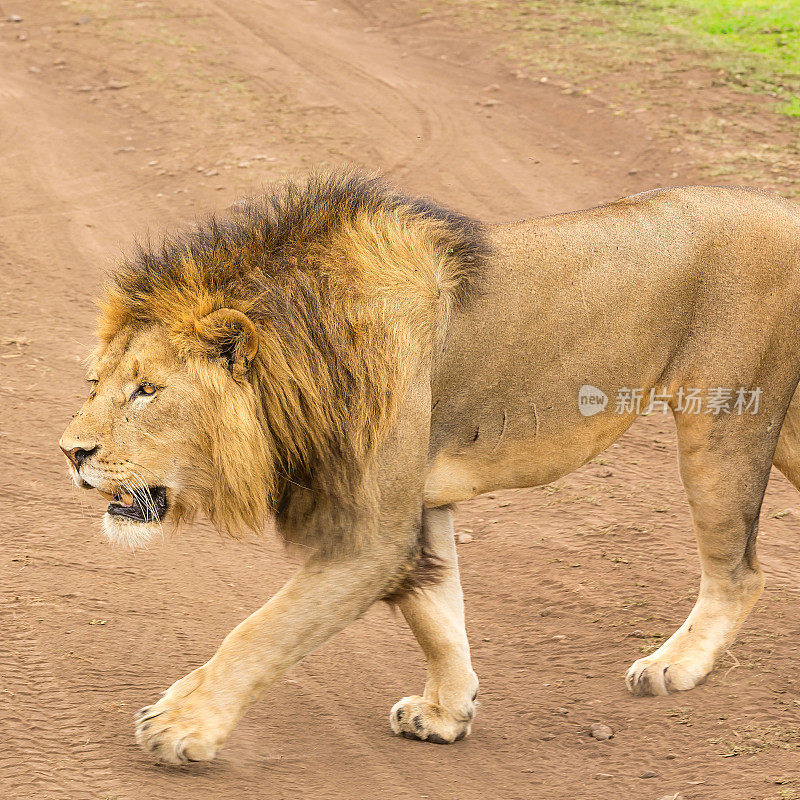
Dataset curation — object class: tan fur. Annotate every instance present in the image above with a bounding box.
[60,175,800,765]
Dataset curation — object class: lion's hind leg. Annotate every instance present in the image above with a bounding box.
[390,506,479,743]
[774,385,800,491]
[626,406,777,696]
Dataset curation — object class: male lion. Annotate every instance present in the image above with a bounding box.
[60,171,800,764]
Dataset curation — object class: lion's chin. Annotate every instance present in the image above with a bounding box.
[102,512,161,551]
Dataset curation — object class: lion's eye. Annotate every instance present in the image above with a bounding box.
[132,382,159,400]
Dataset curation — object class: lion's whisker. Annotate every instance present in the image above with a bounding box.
[129,471,160,530]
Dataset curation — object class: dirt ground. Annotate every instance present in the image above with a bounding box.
[2,1,800,799]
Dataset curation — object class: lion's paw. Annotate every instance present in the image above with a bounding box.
[390,695,472,744]
[626,654,711,697]
[135,668,228,764]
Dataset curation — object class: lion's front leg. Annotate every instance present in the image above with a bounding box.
[135,549,406,764]
[390,506,478,744]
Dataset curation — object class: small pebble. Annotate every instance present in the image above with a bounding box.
[75,15,91,24]
[9,14,23,22]
[456,532,473,544]
[107,80,129,90]
[589,722,614,740]
[640,770,659,779]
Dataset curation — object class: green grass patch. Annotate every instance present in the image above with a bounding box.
[639,1,799,111]
[445,0,800,115]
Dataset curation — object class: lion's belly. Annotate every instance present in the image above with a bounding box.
[423,401,635,506]
[423,448,562,506]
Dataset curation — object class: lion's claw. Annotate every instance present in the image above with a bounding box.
[135,706,165,724]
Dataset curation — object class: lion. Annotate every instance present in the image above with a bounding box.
[59,171,800,764]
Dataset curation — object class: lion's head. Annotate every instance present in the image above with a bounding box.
[60,309,270,550]
[59,171,486,552]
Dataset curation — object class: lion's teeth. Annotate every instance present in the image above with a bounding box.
[97,489,114,501]
[120,492,134,506]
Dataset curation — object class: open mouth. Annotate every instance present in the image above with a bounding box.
[104,486,168,523]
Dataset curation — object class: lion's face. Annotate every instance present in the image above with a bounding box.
[60,324,222,550]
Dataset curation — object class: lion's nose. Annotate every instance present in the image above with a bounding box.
[60,443,99,468]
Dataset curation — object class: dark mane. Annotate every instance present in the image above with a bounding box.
[113,169,488,317]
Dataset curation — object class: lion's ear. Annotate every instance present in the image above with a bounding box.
[193,308,259,377]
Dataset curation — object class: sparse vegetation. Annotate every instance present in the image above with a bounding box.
[445,1,800,113]
[713,723,800,757]
[440,0,800,195]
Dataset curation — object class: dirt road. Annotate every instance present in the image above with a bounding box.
[1,2,799,799]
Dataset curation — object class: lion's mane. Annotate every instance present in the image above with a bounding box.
[97,170,488,559]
